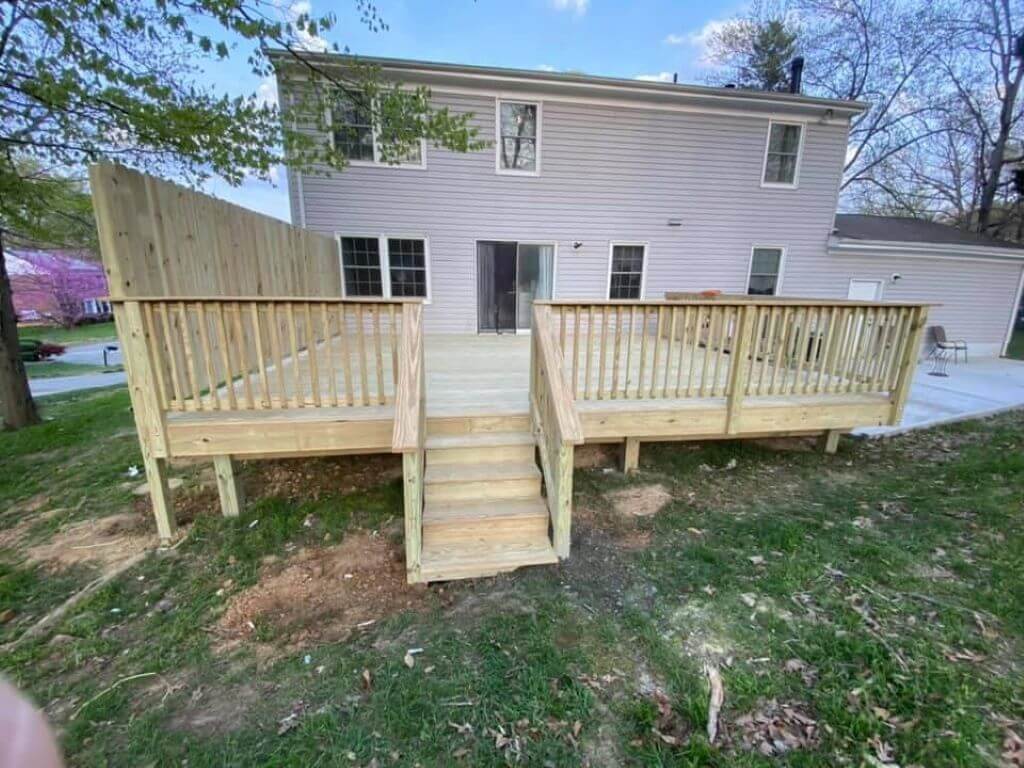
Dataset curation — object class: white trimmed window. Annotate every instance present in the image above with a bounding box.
[747,247,784,295]
[496,100,540,174]
[339,236,430,299]
[608,244,646,300]
[761,121,803,186]
[331,97,425,168]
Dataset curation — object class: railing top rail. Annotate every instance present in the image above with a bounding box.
[108,296,424,305]
[536,298,936,308]
[534,305,584,445]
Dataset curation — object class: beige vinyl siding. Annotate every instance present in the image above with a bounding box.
[787,251,1024,356]
[293,89,849,333]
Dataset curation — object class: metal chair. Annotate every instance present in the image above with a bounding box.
[929,326,968,364]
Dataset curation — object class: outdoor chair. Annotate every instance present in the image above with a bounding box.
[928,326,968,364]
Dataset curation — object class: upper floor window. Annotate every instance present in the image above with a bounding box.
[331,96,426,168]
[747,247,784,295]
[339,235,430,299]
[608,243,646,300]
[762,121,803,186]
[497,100,540,175]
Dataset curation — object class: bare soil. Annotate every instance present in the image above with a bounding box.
[214,531,420,654]
[24,511,156,577]
[606,484,673,518]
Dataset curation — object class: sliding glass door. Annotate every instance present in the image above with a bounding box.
[477,241,554,333]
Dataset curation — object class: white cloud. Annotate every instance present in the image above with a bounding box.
[285,0,328,52]
[256,76,278,108]
[551,0,589,16]
[536,64,558,72]
[635,72,674,83]
[663,33,687,45]
[686,18,728,64]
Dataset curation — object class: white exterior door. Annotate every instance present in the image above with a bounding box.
[847,279,884,301]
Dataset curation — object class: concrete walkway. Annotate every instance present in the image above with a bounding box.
[29,340,125,397]
[855,356,1024,437]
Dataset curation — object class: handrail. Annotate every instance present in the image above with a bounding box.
[392,303,425,452]
[536,298,935,308]
[532,305,584,446]
[108,296,421,304]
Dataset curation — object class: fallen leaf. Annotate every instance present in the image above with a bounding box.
[404,651,415,668]
[361,668,373,691]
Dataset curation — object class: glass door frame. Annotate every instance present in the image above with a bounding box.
[475,239,557,335]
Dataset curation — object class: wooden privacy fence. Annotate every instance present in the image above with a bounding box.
[117,297,418,413]
[546,300,927,404]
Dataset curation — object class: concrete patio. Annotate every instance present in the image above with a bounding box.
[855,355,1024,437]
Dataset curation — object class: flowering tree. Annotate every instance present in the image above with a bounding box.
[9,251,107,328]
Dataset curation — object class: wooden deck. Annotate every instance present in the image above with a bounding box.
[91,164,930,585]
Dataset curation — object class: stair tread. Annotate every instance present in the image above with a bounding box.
[424,498,548,525]
[424,461,541,484]
[420,536,559,581]
[426,431,535,450]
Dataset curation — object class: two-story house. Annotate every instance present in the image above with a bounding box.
[273,54,1024,356]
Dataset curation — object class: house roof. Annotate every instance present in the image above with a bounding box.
[7,249,101,276]
[833,214,1024,251]
[267,51,867,119]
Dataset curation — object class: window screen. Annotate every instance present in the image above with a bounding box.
[387,238,427,297]
[747,248,782,295]
[333,98,375,162]
[499,102,538,172]
[763,123,802,184]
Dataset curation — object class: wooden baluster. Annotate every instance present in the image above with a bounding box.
[248,303,270,408]
[673,305,688,397]
[597,306,609,399]
[769,307,791,395]
[584,305,595,400]
[389,304,399,400]
[880,308,909,390]
[650,306,664,398]
[745,306,765,396]
[373,305,385,405]
[338,304,355,406]
[284,302,302,407]
[194,303,221,410]
[214,303,238,410]
[356,304,370,406]
[663,306,677,398]
[303,303,321,407]
[611,305,623,399]
[143,303,170,411]
[685,305,701,397]
[792,306,813,395]
[845,308,868,393]
[158,304,184,411]
[322,303,339,407]
[571,305,581,398]
[232,303,255,409]
[866,307,892,392]
[626,305,638,398]
[756,307,776,395]
[826,308,849,392]
[837,308,860,392]
[813,307,837,394]
[559,306,567,356]
[177,301,201,410]
[638,306,650,399]
[268,303,288,408]
[713,306,732,396]
[697,306,713,397]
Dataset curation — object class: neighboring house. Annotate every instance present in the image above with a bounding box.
[8,249,110,326]
[273,54,1024,356]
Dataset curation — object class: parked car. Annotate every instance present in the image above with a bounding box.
[19,340,65,362]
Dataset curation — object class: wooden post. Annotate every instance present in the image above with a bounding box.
[725,305,757,434]
[889,306,928,424]
[820,430,841,455]
[114,302,176,543]
[622,437,640,473]
[552,443,574,558]
[213,456,245,517]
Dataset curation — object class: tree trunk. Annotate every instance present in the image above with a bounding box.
[0,230,41,430]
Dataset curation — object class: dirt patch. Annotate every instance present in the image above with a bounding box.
[607,484,672,518]
[214,531,419,654]
[166,681,267,736]
[574,443,619,469]
[245,454,402,502]
[24,511,156,577]
[749,436,819,452]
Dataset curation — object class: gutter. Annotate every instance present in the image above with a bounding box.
[828,236,1024,263]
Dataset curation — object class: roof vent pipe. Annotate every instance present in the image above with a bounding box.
[789,57,805,94]
[673,72,678,84]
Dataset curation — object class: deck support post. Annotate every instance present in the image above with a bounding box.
[142,454,176,543]
[403,450,424,583]
[213,456,245,517]
[820,430,842,455]
[622,437,640,473]
[889,306,929,424]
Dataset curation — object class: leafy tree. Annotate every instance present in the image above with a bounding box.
[0,0,484,429]
[704,1,799,91]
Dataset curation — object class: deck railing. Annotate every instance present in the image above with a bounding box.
[545,299,927,419]
[119,297,418,413]
[530,305,584,557]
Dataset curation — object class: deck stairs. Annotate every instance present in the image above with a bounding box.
[419,414,559,582]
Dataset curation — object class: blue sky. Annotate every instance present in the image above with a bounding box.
[200,0,739,219]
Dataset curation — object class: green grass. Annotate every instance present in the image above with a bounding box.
[1007,327,1024,360]
[1,391,1023,766]
[24,361,122,379]
[18,321,117,346]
